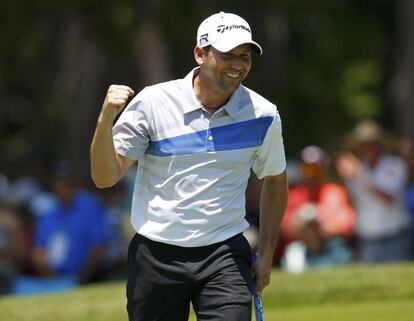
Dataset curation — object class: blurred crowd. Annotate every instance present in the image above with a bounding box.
[1,119,414,295]
[0,160,135,295]
[278,120,414,273]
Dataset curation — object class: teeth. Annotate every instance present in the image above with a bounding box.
[226,72,240,79]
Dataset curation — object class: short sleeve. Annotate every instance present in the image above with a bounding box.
[252,112,286,179]
[112,87,152,161]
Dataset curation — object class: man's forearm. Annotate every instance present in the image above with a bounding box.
[350,173,395,204]
[91,84,136,188]
[253,171,288,293]
[257,171,288,258]
[90,116,123,188]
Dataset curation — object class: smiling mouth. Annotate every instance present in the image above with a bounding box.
[225,72,242,79]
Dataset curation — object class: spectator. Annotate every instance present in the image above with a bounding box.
[31,162,108,284]
[398,137,414,183]
[399,137,414,255]
[282,207,353,273]
[5,172,56,234]
[280,146,355,244]
[336,120,413,263]
[406,170,414,227]
[0,204,26,295]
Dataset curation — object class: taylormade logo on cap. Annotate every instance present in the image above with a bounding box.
[196,12,263,55]
[216,24,251,34]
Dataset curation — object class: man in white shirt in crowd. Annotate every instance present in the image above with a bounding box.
[336,120,413,263]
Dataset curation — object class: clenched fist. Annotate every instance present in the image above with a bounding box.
[101,85,135,121]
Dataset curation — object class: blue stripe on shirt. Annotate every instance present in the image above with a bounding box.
[146,116,273,157]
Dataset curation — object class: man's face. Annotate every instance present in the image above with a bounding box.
[358,141,382,165]
[300,163,325,192]
[53,178,76,205]
[200,44,252,95]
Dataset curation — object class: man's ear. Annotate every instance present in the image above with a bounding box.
[194,46,204,66]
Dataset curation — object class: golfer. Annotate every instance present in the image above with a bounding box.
[90,11,288,321]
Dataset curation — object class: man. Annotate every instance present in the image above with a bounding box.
[281,206,353,274]
[281,145,355,242]
[91,12,287,321]
[336,120,412,262]
[32,163,108,284]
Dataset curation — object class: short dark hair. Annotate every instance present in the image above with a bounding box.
[201,45,211,54]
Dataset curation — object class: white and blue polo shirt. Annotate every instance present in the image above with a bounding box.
[113,68,286,247]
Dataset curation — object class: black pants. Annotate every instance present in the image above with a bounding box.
[126,233,253,321]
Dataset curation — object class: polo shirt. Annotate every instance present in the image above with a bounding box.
[113,67,286,247]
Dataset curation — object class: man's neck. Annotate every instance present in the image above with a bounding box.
[193,71,232,110]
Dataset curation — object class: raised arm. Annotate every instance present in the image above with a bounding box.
[90,85,135,188]
[254,170,288,293]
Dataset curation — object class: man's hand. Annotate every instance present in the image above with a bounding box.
[101,85,135,122]
[90,84,135,188]
[252,252,273,294]
[336,152,361,180]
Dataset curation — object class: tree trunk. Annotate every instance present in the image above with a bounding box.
[132,20,172,84]
[52,13,103,184]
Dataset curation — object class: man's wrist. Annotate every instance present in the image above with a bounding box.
[256,247,275,262]
[98,111,116,126]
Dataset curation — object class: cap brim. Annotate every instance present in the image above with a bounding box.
[212,40,263,55]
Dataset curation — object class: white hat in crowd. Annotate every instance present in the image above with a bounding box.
[196,12,263,55]
[345,119,395,150]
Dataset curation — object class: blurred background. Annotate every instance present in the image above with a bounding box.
[1,0,414,297]
[1,0,414,179]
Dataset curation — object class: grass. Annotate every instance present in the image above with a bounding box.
[266,299,414,321]
[1,263,414,321]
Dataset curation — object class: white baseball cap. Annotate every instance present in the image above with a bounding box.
[196,12,263,55]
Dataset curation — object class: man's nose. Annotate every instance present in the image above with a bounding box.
[230,58,244,70]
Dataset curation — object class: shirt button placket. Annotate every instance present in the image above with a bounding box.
[206,128,214,151]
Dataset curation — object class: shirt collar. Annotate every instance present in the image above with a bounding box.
[181,68,202,114]
[181,67,244,119]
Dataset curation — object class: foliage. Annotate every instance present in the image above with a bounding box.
[273,0,393,154]
[0,0,399,178]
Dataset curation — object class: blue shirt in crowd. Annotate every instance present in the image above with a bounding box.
[35,190,108,276]
[406,182,414,227]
